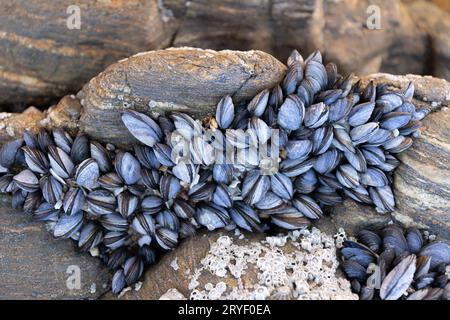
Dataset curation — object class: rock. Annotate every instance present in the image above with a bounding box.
[2,0,450,111]
[159,288,187,300]
[104,228,357,300]
[0,101,104,299]
[102,230,213,300]
[0,107,44,143]
[328,199,394,236]
[0,97,82,144]
[432,29,450,82]
[0,45,449,298]
[393,108,450,239]
[270,0,324,60]
[168,0,321,63]
[330,105,450,240]
[0,0,174,109]
[171,0,275,55]
[167,0,400,76]
[380,2,429,77]
[0,195,110,299]
[406,1,450,81]
[320,0,400,76]
[77,47,286,146]
[164,0,450,81]
[45,95,82,136]
[358,73,450,110]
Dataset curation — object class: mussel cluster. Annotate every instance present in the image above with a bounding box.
[340,226,450,300]
[0,50,428,294]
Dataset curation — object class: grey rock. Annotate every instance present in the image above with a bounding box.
[0,196,110,299]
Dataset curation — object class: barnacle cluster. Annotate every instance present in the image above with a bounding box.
[0,50,428,294]
[186,229,357,300]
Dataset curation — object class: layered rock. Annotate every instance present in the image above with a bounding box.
[77,47,286,146]
[1,0,450,110]
[393,108,450,238]
[0,0,174,109]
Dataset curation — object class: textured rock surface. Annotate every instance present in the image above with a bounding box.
[0,0,174,110]
[103,228,357,300]
[45,95,83,136]
[166,0,449,78]
[0,196,111,299]
[393,108,450,238]
[1,0,450,110]
[328,200,394,236]
[0,107,44,143]
[0,97,82,144]
[380,0,450,78]
[77,47,286,146]
[169,0,277,55]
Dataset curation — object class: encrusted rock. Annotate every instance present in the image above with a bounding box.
[0,46,449,298]
[105,229,357,300]
[45,95,82,136]
[0,97,82,144]
[159,288,187,300]
[0,107,44,143]
[359,73,450,111]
